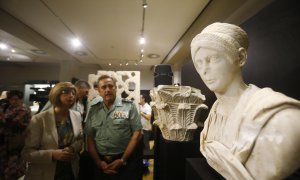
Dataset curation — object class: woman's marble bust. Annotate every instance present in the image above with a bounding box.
[190,22,300,180]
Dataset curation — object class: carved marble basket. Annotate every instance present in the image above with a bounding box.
[150,85,207,141]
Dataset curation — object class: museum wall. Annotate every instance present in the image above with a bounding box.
[182,0,300,119]
[0,62,60,91]
[0,61,154,92]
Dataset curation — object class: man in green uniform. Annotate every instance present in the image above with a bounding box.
[84,75,142,180]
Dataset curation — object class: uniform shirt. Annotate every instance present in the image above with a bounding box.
[84,97,142,155]
[140,103,152,131]
[72,101,84,117]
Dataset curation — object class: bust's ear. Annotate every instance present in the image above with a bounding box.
[238,47,247,67]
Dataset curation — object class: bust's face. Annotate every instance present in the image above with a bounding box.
[193,47,240,94]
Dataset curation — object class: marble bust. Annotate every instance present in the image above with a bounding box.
[190,22,300,179]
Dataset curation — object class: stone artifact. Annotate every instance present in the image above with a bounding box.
[88,71,140,108]
[191,22,300,179]
[150,85,207,141]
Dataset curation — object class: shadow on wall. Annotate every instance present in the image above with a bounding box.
[241,0,300,100]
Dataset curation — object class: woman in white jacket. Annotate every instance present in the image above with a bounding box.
[22,82,83,180]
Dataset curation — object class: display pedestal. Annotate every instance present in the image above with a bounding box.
[153,126,202,180]
[185,158,224,180]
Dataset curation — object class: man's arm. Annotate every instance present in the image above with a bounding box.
[87,136,101,165]
[141,104,152,121]
[121,130,142,161]
[141,111,151,121]
[107,130,142,170]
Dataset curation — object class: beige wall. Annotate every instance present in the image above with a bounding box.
[0,61,154,91]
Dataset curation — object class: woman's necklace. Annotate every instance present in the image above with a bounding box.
[54,108,69,126]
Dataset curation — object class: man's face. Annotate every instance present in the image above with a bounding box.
[139,95,145,105]
[9,95,22,107]
[193,47,240,95]
[76,86,89,99]
[98,78,117,104]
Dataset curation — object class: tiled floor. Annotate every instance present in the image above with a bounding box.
[143,159,154,180]
[143,140,154,180]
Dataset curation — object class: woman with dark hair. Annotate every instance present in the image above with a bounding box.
[22,82,83,180]
[0,90,31,180]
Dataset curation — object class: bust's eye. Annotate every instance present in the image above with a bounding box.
[195,59,203,65]
[210,56,220,63]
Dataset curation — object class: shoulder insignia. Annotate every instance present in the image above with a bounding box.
[90,101,103,108]
[90,96,103,107]
[122,98,133,103]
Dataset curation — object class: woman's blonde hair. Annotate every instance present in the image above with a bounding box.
[49,82,76,107]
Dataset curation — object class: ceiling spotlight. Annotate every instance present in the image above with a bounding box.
[11,49,16,53]
[142,0,147,8]
[141,49,144,53]
[139,37,145,45]
[0,43,8,50]
[71,38,82,48]
[108,63,112,66]
[140,59,143,62]
[125,62,129,66]
[120,63,122,66]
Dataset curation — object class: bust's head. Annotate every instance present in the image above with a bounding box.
[190,23,249,94]
[191,22,249,62]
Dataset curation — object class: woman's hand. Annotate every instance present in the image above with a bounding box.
[52,149,74,162]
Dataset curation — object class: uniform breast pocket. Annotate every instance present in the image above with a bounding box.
[112,118,129,129]
[91,116,103,127]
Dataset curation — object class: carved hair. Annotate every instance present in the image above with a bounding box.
[191,22,249,62]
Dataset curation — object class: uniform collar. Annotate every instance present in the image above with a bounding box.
[114,97,123,107]
[100,97,123,111]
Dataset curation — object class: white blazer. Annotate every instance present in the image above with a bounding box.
[22,108,83,180]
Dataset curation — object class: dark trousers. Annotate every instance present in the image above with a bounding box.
[143,130,151,151]
[77,151,94,180]
[93,157,139,180]
[93,140,143,180]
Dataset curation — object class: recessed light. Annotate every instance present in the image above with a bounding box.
[0,43,8,50]
[147,53,160,59]
[71,38,82,48]
[31,49,47,55]
[74,51,87,56]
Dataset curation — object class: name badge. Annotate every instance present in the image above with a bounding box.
[113,111,129,119]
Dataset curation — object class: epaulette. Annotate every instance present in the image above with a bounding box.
[90,96,103,107]
[122,98,133,103]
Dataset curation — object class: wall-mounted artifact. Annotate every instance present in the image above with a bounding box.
[150,85,207,141]
[88,71,140,108]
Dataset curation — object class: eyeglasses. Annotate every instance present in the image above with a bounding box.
[61,89,76,96]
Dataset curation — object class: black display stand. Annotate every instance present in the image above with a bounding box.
[185,158,224,180]
[153,126,202,180]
